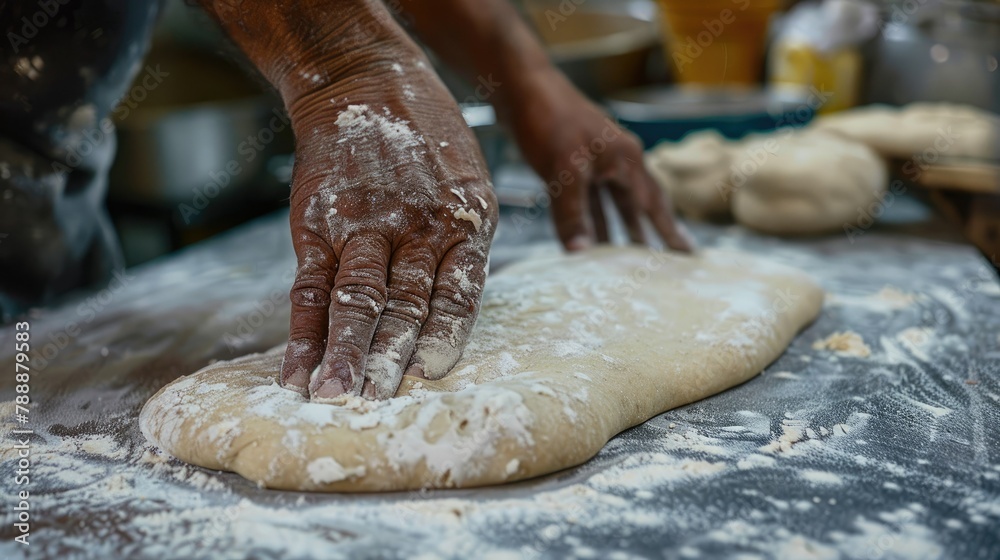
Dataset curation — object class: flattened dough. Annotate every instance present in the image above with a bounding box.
[140,248,823,492]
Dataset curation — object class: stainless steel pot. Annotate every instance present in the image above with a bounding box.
[524,0,663,97]
[108,49,292,206]
[865,0,1000,111]
[437,0,663,101]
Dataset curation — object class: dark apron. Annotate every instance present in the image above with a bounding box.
[0,0,162,321]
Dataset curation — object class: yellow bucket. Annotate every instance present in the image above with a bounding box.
[658,0,783,86]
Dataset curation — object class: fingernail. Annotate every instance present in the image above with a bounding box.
[312,359,354,399]
[405,363,426,379]
[361,382,377,400]
[282,373,310,395]
[280,362,310,396]
[314,378,346,399]
[567,235,593,252]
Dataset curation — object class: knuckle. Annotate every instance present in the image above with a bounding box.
[290,277,332,308]
[288,322,325,341]
[550,154,576,176]
[390,257,435,292]
[431,284,479,318]
[325,341,365,367]
[333,280,387,319]
[383,288,430,324]
[338,259,386,283]
[293,238,337,272]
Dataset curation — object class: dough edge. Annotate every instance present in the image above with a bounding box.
[140,248,824,492]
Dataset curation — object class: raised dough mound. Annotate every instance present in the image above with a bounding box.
[731,130,888,236]
[646,102,996,237]
[645,130,733,220]
[813,102,999,160]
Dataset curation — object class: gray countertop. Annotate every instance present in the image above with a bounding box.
[1,200,998,559]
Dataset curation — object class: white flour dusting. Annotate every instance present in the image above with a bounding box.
[307,457,366,484]
[334,104,423,149]
[3,223,996,558]
[813,331,872,357]
[2,409,911,559]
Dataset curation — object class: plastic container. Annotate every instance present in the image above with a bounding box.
[657,0,783,85]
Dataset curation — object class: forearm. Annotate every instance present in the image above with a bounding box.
[394,0,562,119]
[195,0,483,197]
[196,0,420,119]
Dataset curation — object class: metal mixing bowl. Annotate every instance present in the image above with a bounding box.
[108,48,292,206]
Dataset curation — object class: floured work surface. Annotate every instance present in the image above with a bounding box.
[1,208,998,558]
[140,248,823,491]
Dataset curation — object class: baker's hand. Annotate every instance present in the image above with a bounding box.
[278,60,497,401]
[194,0,497,401]
[503,69,693,252]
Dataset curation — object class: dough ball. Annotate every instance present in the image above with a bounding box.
[645,130,734,220]
[813,102,999,160]
[731,130,888,236]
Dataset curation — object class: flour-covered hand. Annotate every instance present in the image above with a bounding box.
[279,66,497,401]
[195,0,498,400]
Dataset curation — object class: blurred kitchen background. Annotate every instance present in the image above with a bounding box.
[107,0,1000,266]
